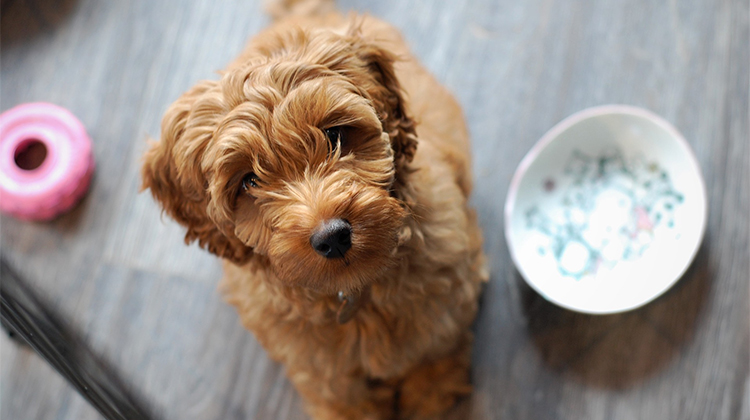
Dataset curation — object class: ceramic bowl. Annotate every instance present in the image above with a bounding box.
[504,105,707,314]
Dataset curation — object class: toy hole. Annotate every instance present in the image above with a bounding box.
[14,139,48,171]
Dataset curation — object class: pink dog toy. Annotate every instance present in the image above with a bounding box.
[0,103,94,221]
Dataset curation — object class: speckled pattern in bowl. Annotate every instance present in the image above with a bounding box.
[505,105,707,314]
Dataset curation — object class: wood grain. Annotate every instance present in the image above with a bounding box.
[1,0,747,419]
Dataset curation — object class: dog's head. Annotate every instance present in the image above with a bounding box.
[142,25,417,294]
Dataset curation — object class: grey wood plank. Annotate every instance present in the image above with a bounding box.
[1,0,747,419]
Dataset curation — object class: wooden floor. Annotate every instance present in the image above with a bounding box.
[1,0,748,419]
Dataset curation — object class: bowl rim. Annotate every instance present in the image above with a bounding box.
[503,104,708,314]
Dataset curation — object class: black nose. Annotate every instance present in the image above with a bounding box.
[310,219,352,259]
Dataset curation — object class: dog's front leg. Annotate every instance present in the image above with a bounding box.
[287,363,397,420]
[395,332,474,420]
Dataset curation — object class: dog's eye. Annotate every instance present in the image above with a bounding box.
[325,126,344,150]
[241,172,260,191]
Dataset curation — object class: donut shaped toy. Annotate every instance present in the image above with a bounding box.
[0,103,94,221]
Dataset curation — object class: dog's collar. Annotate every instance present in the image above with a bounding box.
[336,288,367,324]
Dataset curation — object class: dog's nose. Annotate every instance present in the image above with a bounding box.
[310,219,352,259]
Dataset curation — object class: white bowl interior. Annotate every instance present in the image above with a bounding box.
[506,107,707,314]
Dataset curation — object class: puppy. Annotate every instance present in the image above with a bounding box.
[142,2,488,419]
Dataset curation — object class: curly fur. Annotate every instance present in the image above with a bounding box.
[142,4,488,419]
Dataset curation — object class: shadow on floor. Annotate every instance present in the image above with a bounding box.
[520,241,712,390]
[0,258,159,420]
[1,0,79,49]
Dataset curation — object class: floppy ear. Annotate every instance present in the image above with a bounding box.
[347,34,418,183]
[141,81,254,264]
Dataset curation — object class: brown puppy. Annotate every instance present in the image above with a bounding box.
[142,3,488,419]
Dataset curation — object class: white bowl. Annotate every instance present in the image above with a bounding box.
[505,105,707,314]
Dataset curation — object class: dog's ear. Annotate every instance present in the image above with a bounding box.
[346,34,418,177]
[141,80,254,264]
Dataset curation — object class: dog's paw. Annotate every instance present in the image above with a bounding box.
[307,399,394,420]
[397,350,472,420]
